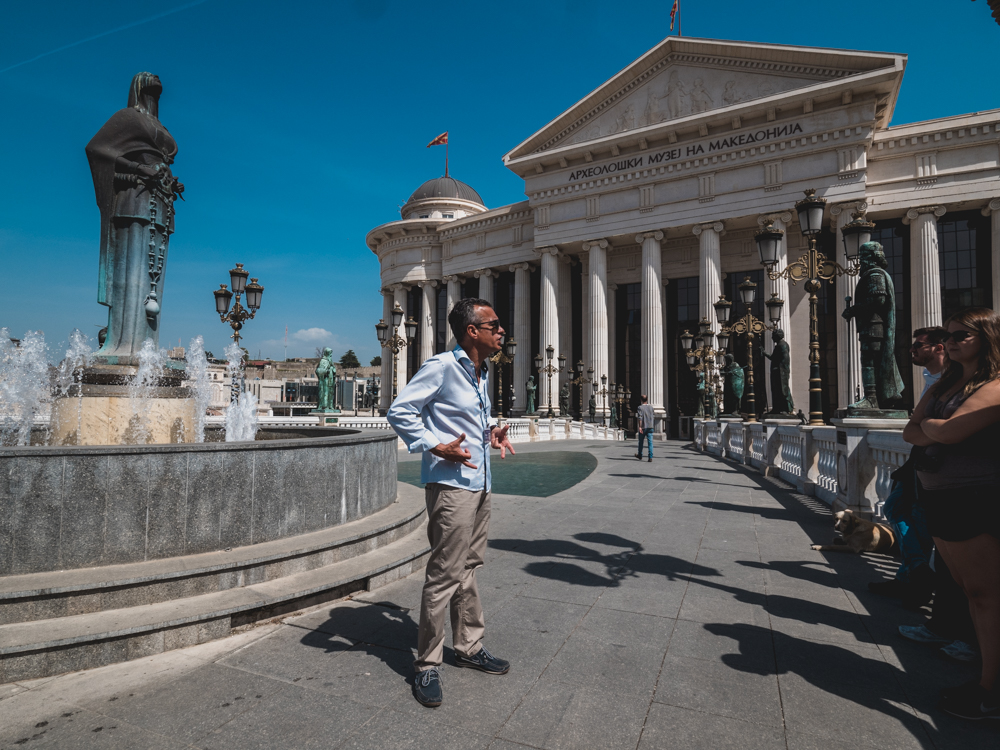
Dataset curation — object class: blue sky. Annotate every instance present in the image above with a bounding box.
[1,0,997,363]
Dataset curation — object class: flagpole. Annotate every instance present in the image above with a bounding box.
[679,0,682,36]
[445,139,449,177]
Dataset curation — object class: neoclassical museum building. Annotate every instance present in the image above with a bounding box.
[367,37,999,437]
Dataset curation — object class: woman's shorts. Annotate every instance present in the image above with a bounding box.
[919,484,1000,542]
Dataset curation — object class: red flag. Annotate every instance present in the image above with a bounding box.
[427,132,448,147]
[669,0,678,30]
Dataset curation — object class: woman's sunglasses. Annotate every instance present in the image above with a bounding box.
[943,330,978,343]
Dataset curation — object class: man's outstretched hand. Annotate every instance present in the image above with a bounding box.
[431,434,477,469]
[491,425,516,459]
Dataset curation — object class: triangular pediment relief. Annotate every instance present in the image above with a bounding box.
[505,37,904,163]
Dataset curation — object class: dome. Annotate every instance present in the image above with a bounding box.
[407,176,484,206]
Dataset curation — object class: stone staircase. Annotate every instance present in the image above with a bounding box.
[0,483,429,683]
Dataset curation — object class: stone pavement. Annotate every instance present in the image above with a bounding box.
[1,441,996,749]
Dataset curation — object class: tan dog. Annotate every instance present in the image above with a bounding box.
[810,510,896,554]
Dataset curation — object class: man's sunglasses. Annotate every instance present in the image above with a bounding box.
[943,330,978,343]
[474,319,502,332]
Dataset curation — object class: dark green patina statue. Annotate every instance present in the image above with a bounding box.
[588,394,596,422]
[610,402,618,428]
[525,375,537,414]
[87,72,184,363]
[760,329,793,415]
[559,382,570,417]
[315,348,339,413]
[842,242,906,416]
[721,354,745,417]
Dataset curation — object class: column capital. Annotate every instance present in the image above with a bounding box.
[757,212,792,226]
[692,222,724,237]
[582,238,609,252]
[982,198,1000,216]
[509,262,531,273]
[474,268,495,279]
[830,200,868,217]
[608,283,618,291]
[635,231,664,244]
[533,245,561,257]
[903,205,947,224]
[417,279,438,288]
[442,274,462,283]
[389,283,409,293]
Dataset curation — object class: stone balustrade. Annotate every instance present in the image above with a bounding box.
[691,417,910,517]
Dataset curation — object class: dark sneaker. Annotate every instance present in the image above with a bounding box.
[647,457,652,462]
[634,453,643,460]
[455,646,510,675]
[939,681,999,721]
[413,667,443,707]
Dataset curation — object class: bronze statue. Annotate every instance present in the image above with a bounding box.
[842,242,905,413]
[559,382,570,417]
[721,354,745,417]
[86,73,184,362]
[315,348,338,412]
[588,394,597,422]
[760,329,793,414]
[525,375,537,414]
[610,402,618,428]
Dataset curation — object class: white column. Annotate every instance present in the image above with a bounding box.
[417,280,437,365]
[476,268,495,306]
[379,291,392,411]
[557,256,573,387]
[510,263,532,415]
[760,213,792,412]
[580,253,590,380]
[607,283,617,386]
[636,231,665,429]
[443,275,461,350]
[832,203,864,409]
[392,284,409,394]
[906,205,947,395]
[584,240,609,418]
[538,247,560,413]
[984,199,1000,313]
[694,222,724,327]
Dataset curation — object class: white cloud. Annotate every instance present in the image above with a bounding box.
[291,327,335,343]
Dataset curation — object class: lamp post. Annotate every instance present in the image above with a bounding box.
[490,336,516,418]
[714,279,784,422]
[375,303,416,404]
[533,345,565,419]
[214,263,264,402]
[594,374,609,426]
[680,318,723,418]
[755,190,862,425]
[568,360,595,421]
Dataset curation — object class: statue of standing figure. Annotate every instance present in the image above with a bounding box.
[610,402,618,428]
[842,242,905,414]
[760,329,794,414]
[721,354,745,417]
[87,72,184,362]
[588,394,597,422]
[525,375,537,414]
[314,348,339,412]
[559,382,571,417]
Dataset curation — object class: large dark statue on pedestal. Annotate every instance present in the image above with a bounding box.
[761,329,794,415]
[842,242,905,415]
[86,72,184,362]
[721,354,745,417]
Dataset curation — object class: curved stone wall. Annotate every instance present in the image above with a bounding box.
[0,428,398,575]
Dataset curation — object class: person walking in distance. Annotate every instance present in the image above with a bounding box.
[387,298,515,708]
[635,394,655,462]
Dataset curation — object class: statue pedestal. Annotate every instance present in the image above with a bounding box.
[310,410,340,426]
[830,417,908,516]
[50,365,195,446]
[842,407,908,420]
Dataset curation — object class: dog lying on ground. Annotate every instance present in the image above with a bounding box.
[810,510,896,554]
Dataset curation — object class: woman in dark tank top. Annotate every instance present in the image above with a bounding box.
[903,307,1000,720]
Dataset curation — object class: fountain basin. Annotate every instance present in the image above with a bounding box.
[0,427,397,576]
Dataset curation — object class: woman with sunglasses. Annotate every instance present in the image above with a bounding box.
[903,307,1000,720]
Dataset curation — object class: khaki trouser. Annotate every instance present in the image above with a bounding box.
[414,483,491,672]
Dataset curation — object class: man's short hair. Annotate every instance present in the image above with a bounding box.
[913,326,948,345]
[448,298,493,343]
[641,394,649,403]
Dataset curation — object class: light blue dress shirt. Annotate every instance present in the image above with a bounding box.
[387,346,498,491]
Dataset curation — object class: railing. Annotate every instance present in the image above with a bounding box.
[694,420,704,447]
[868,430,912,509]
[746,423,766,466]
[812,427,838,505]
[726,424,745,460]
[504,418,531,443]
[705,421,722,455]
[776,426,803,483]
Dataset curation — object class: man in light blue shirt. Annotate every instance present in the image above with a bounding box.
[387,297,515,707]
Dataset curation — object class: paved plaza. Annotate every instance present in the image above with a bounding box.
[1,441,995,749]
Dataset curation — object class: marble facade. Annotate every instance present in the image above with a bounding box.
[367,37,1000,437]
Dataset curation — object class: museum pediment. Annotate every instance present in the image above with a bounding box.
[505,37,905,165]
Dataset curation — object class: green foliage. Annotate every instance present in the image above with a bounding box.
[339,349,361,369]
[370,355,382,367]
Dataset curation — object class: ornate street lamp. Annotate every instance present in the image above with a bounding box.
[375,302,415,404]
[680,317,722,418]
[755,191,861,425]
[490,335,516,418]
[536,344,565,419]
[568,360,594,421]
[214,263,264,403]
[840,211,875,261]
[594,373,609,426]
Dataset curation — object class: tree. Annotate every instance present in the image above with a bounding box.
[339,349,361,369]
[370,355,382,367]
